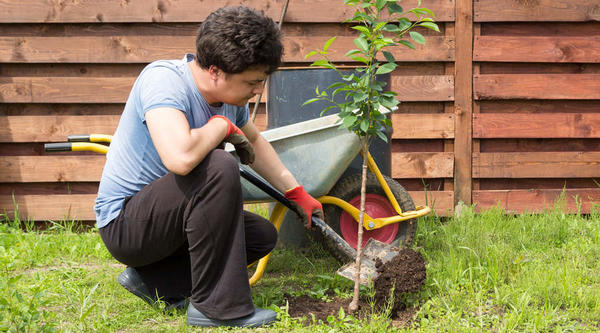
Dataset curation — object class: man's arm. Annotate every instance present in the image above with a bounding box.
[242,120,299,193]
[145,107,229,175]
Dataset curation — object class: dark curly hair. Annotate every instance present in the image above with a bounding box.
[195,6,283,75]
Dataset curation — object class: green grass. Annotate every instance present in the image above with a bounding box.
[2,201,600,332]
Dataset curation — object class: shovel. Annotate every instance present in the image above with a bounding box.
[239,165,403,285]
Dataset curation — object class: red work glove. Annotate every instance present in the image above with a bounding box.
[209,115,255,165]
[284,185,324,229]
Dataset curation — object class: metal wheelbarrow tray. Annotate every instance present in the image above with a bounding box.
[229,112,361,202]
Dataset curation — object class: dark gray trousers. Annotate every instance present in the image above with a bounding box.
[98,150,278,320]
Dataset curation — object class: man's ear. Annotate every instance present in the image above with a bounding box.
[208,65,222,81]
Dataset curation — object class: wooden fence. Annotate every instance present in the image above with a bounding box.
[0,0,599,222]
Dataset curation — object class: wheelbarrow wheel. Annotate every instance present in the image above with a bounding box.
[322,172,417,257]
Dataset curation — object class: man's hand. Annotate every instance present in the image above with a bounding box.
[209,115,255,164]
[284,186,323,229]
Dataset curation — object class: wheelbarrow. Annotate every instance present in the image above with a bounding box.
[45,110,431,285]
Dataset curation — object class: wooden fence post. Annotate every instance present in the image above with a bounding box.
[453,0,473,206]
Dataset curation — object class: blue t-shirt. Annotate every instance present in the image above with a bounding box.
[94,54,249,228]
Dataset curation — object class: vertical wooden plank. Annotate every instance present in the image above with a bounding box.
[454,0,473,206]
[472,24,481,193]
[444,23,456,195]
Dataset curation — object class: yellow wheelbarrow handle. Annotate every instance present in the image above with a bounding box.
[68,134,113,143]
[44,142,109,154]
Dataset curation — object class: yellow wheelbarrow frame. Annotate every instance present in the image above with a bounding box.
[45,133,431,286]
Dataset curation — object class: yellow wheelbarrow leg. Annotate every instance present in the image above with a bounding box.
[248,202,287,286]
[314,150,431,231]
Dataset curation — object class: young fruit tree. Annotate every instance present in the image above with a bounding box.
[304,0,438,312]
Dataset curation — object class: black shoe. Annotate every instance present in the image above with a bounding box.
[117,267,187,311]
[186,303,277,328]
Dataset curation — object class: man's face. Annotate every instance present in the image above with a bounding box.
[214,66,268,107]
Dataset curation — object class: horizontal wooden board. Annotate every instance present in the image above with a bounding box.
[391,114,454,139]
[478,63,600,75]
[0,36,454,63]
[479,178,600,190]
[1,113,454,142]
[0,0,455,23]
[2,152,453,182]
[0,182,99,195]
[479,100,600,114]
[391,152,454,178]
[0,75,454,103]
[0,156,105,182]
[473,189,600,213]
[474,36,600,63]
[391,75,454,102]
[474,0,600,22]
[0,115,120,142]
[0,190,454,221]
[409,191,454,216]
[473,113,600,138]
[0,77,135,103]
[473,152,600,178]
[474,74,600,100]
[480,138,600,153]
[0,194,97,221]
[480,22,600,36]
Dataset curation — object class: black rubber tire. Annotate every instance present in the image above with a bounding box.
[321,172,417,260]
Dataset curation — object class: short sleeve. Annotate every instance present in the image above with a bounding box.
[236,104,250,128]
[136,65,189,121]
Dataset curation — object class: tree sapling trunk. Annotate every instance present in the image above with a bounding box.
[349,137,369,312]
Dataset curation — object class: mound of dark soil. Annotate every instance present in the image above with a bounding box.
[285,248,426,326]
[373,247,426,313]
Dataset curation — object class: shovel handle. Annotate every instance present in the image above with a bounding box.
[239,166,356,262]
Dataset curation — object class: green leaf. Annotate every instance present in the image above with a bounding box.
[380,96,399,109]
[376,130,389,142]
[338,306,346,319]
[351,25,371,35]
[319,105,337,116]
[323,36,337,52]
[376,62,397,75]
[353,36,369,52]
[383,23,400,32]
[353,92,368,103]
[374,21,387,32]
[387,2,403,15]
[398,39,416,49]
[311,59,336,70]
[382,50,395,63]
[345,49,361,57]
[376,0,386,10]
[349,56,368,64]
[398,17,412,30]
[351,11,372,23]
[360,119,369,132]
[342,115,357,128]
[412,7,435,17]
[304,50,317,59]
[326,82,346,90]
[302,98,321,106]
[418,21,440,32]
[409,31,426,44]
[332,86,348,97]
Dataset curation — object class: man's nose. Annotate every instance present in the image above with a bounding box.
[252,83,264,95]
